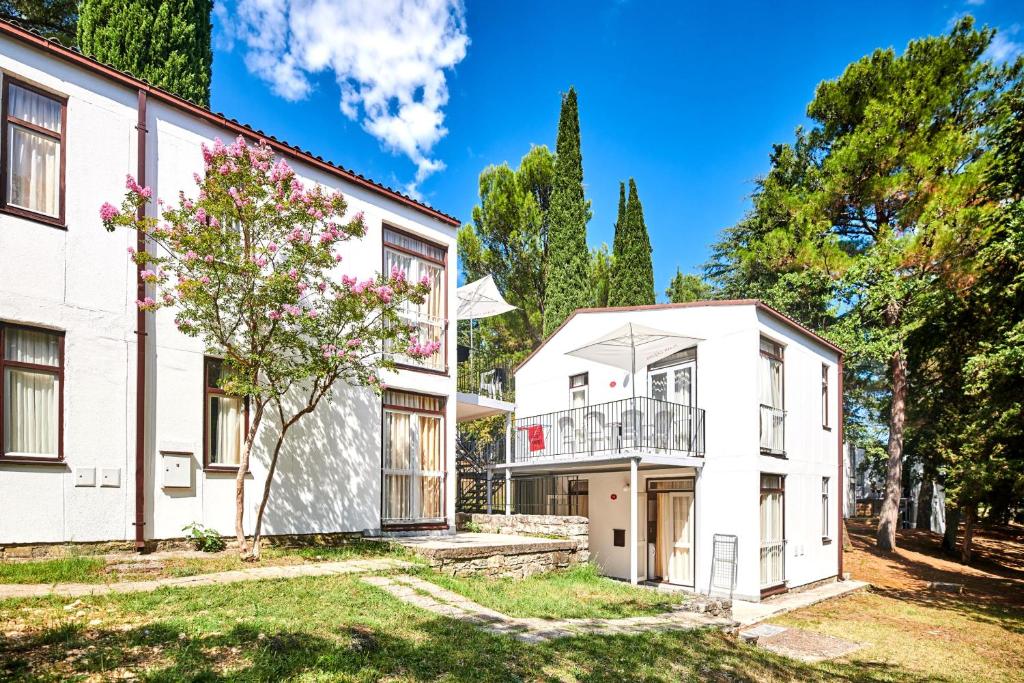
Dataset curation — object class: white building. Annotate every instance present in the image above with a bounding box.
[500,301,844,601]
[0,21,466,547]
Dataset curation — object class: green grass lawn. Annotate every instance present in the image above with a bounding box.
[0,557,106,585]
[426,563,686,619]
[1,560,1021,680]
[0,539,410,585]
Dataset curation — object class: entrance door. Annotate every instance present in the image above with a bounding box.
[657,491,694,586]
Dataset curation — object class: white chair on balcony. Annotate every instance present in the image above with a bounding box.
[584,410,610,452]
[621,408,643,450]
[558,415,578,454]
[479,369,501,399]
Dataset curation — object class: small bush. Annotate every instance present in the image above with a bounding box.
[182,523,226,552]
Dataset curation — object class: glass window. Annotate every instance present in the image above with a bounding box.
[822,364,830,428]
[3,80,65,220]
[822,477,830,539]
[382,390,445,524]
[569,372,588,408]
[204,357,246,467]
[1,325,62,458]
[383,227,447,371]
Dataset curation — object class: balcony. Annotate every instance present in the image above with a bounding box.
[457,362,514,401]
[759,404,785,455]
[511,397,705,464]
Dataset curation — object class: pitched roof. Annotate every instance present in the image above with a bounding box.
[515,299,844,372]
[0,20,460,227]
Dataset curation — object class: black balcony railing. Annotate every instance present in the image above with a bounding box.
[456,362,514,401]
[512,396,705,463]
[759,404,785,455]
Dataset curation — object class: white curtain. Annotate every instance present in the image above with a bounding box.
[759,355,782,408]
[418,415,442,518]
[209,396,243,465]
[384,248,445,370]
[3,328,59,456]
[383,412,411,520]
[656,493,672,580]
[6,85,61,217]
[760,491,783,542]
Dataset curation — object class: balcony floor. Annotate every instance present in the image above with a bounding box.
[491,450,704,475]
[456,392,515,423]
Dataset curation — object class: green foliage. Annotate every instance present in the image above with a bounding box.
[705,17,1022,547]
[608,178,655,307]
[589,243,613,308]
[0,0,77,45]
[0,556,104,584]
[665,269,714,304]
[543,87,592,335]
[182,522,226,553]
[77,0,213,106]
[458,145,554,353]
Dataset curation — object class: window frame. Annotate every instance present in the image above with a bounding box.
[382,223,449,376]
[0,74,68,228]
[0,322,65,463]
[202,356,249,472]
[821,364,831,430]
[569,372,589,408]
[822,476,831,543]
[381,390,448,529]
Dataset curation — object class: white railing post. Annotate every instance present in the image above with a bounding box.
[629,457,638,585]
[504,467,512,516]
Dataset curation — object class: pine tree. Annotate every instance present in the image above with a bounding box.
[77,0,213,106]
[608,178,655,306]
[543,87,592,335]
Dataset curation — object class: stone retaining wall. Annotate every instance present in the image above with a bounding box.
[456,513,589,548]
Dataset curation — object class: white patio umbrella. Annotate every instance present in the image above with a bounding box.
[565,322,703,400]
[456,275,516,357]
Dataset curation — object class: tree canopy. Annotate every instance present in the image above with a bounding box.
[609,178,655,307]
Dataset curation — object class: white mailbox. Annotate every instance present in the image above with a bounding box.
[161,452,193,488]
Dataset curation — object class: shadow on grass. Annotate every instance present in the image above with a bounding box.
[2,614,948,682]
[846,521,1024,634]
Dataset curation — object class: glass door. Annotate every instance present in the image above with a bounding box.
[648,361,695,450]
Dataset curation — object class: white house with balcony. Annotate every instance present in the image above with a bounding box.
[499,301,845,601]
[0,21,461,548]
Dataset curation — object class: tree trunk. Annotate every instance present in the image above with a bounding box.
[877,348,907,552]
[235,404,263,558]
[960,504,976,565]
[942,505,960,553]
[248,427,290,560]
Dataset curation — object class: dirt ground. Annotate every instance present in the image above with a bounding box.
[844,519,1024,609]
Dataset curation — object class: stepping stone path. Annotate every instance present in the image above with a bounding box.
[0,558,413,600]
[738,624,864,662]
[362,574,735,643]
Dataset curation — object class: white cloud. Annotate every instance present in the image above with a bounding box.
[984,25,1023,63]
[218,0,469,198]
[965,0,985,6]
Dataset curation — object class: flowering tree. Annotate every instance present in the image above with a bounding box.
[102,136,440,559]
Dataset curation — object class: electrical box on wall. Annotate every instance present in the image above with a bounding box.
[75,467,96,487]
[100,468,121,487]
[161,452,193,488]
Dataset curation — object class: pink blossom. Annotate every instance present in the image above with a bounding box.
[162,293,174,304]
[127,246,136,256]
[140,269,157,282]
[267,242,278,253]
[135,296,157,310]
[193,172,203,184]
[420,274,432,287]
[390,264,406,281]
[347,338,362,347]
[297,282,308,293]
[334,254,343,263]
[254,256,268,267]
[268,310,282,320]
[219,163,231,175]
[307,309,319,318]
[100,202,120,222]
[199,276,211,285]
[204,255,214,263]
[183,251,198,262]
[195,208,207,223]
[341,275,357,287]
[288,268,298,280]
[318,282,327,292]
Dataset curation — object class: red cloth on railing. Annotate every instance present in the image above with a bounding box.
[517,424,545,452]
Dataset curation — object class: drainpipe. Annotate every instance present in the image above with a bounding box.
[837,354,845,579]
[133,89,148,551]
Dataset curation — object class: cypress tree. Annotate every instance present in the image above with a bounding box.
[543,87,592,335]
[77,0,213,106]
[611,181,625,261]
[608,178,655,306]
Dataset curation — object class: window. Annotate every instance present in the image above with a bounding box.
[569,372,588,408]
[822,477,830,540]
[382,390,446,524]
[383,227,447,371]
[204,357,247,468]
[1,77,66,224]
[821,364,830,429]
[1,324,63,460]
[759,337,785,454]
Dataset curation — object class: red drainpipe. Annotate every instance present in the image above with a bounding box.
[134,89,148,550]
[837,353,845,579]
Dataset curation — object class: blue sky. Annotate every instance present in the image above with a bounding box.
[210,1,1022,298]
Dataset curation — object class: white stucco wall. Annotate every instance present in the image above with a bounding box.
[514,304,841,600]
[0,34,459,545]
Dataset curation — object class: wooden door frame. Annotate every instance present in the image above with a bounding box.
[646,479,696,589]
